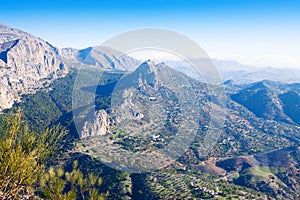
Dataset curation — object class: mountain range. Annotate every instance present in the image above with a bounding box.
[1,23,300,112]
[167,59,300,84]
[0,24,142,111]
[0,23,300,199]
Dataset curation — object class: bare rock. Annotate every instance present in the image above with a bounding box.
[0,24,68,111]
[81,110,109,138]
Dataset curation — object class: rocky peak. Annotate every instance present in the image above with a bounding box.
[0,23,30,43]
[0,24,68,111]
[131,60,160,89]
[136,59,156,72]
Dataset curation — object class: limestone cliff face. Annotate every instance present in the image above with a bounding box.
[81,110,109,138]
[0,24,68,111]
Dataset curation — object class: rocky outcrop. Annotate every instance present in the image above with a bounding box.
[81,110,109,138]
[0,24,68,111]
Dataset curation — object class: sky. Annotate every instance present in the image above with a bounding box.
[0,0,299,68]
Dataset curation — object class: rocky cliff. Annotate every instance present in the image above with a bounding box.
[0,24,68,111]
[81,109,109,138]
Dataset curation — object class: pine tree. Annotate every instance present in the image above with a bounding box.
[0,112,67,199]
[0,112,106,199]
[39,161,105,200]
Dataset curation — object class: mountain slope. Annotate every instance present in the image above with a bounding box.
[230,81,295,124]
[0,24,68,111]
[7,60,300,199]
[215,147,300,199]
[279,91,300,124]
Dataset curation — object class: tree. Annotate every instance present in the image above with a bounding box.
[0,112,105,199]
[39,160,105,200]
[0,112,66,199]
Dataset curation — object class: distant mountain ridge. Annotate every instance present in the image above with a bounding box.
[166,59,300,84]
[62,46,140,71]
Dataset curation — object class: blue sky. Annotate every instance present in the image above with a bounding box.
[0,0,299,68]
